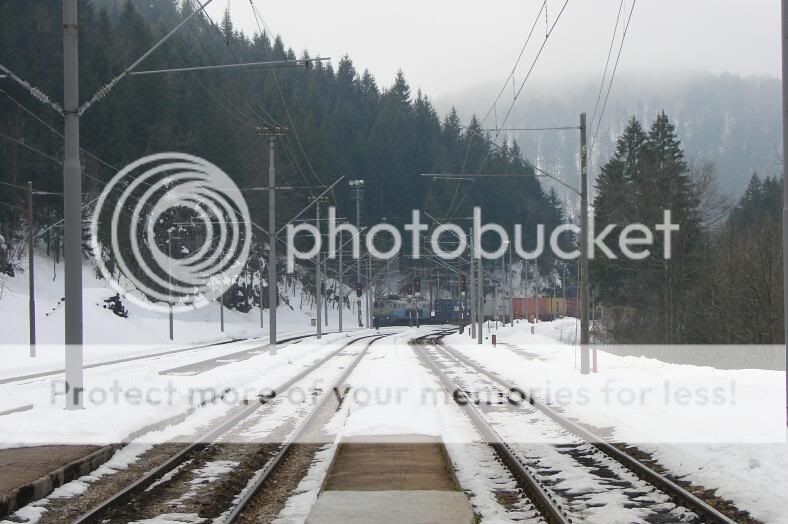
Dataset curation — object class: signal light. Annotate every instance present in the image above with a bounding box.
[356,282,363,297]
[459,274,466,292]
[414,278,421,293]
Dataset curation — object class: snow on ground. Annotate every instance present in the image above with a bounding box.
[0,330,386,449]
[444,318,788,524]
[0,256,371,366]
[332,330,541,523]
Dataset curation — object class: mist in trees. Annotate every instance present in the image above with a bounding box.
[592,113,783,344]
[0,1,566,287]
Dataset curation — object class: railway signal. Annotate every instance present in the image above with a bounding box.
[356,282,363,297]
[414,277,421,294]
[459,274,466,294]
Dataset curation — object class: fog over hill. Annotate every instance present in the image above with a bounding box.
[435,71,782,199]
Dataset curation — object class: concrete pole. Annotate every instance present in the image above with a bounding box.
[259,268,264,328]
[781,0,788,427]
[324,255,328,326]
[63,0,83,409]
[168,231,174,341]
[316,200,322,339]
[535,261,540,323]
[366,257,372,328]
[580,112,591,374]
[524,258,528,320]
[338,239,343,332]
[268,135,277,355]
[219,298,224,332]
[27,181,36,357]
[355,185,363,327]
[494,281,498,329]
[477,256,483,344]
[469,229,476,338]
[508,244,513,326]
[429,272,433,316]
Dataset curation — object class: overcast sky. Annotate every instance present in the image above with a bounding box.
[207,0,780,98]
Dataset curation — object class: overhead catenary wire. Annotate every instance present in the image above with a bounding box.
[458,1,546,177]
[447,0,570,220]
[246,0,331,200]
[0,131,63,165]
[477,0,570,173]
[186,0,317,198]
[0,87,120,173]
[482,126,579,132]
[0,63,63,115]
[590,0,637,155]
[78,0,216,116]
[588,0,625,136]
[177,2,331,255]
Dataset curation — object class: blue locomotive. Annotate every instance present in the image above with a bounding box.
[372,296,467,327]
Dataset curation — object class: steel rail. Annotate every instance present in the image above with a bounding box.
[223,333,389,522]
[0,332,337,386]
[73,333,383,524]
[433,335,737,524]
[412,330,571,524]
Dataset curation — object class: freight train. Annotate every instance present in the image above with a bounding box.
[372,297,468,327]
[372,296,576,327]
[505,297,578,321]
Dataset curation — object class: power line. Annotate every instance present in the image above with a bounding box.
[458,1,546,177]
[248,0,274,37]
[271,70,328,193]
[588,0,625,135]
[186,1,319,202]
[246,1,330,202]
[479,1,546,128]
[0,63,63,114]
[186,0,323,217]
[182,1,278,129]
[590,0,637,155]
[481,0,570,169]
[481,126,579,132]
[0,87,119,173]
[0,131,63,165]
[448,0,570,219]
[79,0,216,116]
[0,180,28,191]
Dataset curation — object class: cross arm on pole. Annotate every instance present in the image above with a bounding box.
[129,57,330,76]
[276,176,345,235]
[0,64,63,115]
[420,171,580,195]
[78,0,217,116]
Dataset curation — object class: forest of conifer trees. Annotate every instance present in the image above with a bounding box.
[0,0,783,344]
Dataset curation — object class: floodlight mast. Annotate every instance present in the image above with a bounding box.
[349,179,365,327]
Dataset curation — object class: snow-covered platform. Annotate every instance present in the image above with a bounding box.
[307,491,474,524]
[306,434,474,524]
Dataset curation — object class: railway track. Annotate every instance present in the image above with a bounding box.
[413,330,737,524]
[70,333,386,524]
[0,331,341,387]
